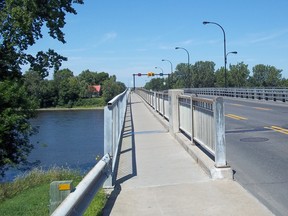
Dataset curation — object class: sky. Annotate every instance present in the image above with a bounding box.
[27,0,288,87]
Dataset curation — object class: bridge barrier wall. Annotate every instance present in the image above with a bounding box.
[187,88,288,102]
[136,88,227,168]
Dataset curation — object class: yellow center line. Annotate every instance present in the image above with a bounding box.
[230,103,244,107]
[225,114,247,120]
[265,126,288,135]
[253,107,272,111]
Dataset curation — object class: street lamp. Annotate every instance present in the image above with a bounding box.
[155,66,164,74]
[161,59,173,74]
[226,51,237,57]
[175,47,191,88]
[203,21,229,88]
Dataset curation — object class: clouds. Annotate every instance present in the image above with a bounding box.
[95,32,118,47]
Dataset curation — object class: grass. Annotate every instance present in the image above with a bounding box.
[0,168,107,216]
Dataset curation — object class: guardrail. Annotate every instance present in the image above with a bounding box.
[135,88,227,167]
[51,89,130,215]
[104,88,130,186]
[51,154,111,216]
[188,88,288,102]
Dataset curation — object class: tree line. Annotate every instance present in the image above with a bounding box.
[145,61,288,91]
[24,69,126,108]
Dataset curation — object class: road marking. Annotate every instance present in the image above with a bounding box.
[225,114,247,120]
[265,126,288,135]
[253,107,272,111]
[230,103,244,107]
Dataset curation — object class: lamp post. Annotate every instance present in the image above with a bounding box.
[161,59,173,74]
[162,59,173,89]
[226,51,238,86]
[226,51,237,57]
[175,47,191,88]
[203,21,228,88]
[155,66,164,74]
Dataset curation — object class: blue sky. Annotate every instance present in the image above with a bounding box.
[28,0,288,87]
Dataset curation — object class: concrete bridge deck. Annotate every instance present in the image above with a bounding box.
[102,93,273,216]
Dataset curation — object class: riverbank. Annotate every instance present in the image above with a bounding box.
[0,168,106,215]
[37,106,104,111]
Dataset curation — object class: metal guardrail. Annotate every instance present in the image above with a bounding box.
[188,88,288,102]
[51,154,111,216]
[135,88,227,167]
[104,88,130,186]
[51,89,130,215]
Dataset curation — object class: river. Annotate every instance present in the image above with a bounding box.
[1,109,104,182]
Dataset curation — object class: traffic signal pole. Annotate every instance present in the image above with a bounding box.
[132,73,170,90]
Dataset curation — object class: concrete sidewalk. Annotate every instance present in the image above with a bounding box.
[102,93,273,216]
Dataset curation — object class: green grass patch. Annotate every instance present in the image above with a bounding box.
[0,168,107,216]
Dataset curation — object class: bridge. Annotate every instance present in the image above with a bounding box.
[51,88,288,215]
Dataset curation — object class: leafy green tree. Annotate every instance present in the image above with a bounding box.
[102,78,126,103]
[0,0,83,176]
[54,69,80,107]
[0,0,83,79]
[250,64,282,87]
[78,70,109,98]
[0,80,38,176]
[172,63,189,88]
[228,62,250,87]
[192,61,215,87]
[215,67,225,87]
[144,78,167,91]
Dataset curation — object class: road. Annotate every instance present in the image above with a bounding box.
[224,98,288,216]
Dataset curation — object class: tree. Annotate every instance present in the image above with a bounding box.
[0,80,38,176]
[228,62,250,87]
[54,68,80,106]
[192,61,215,87]
[172,63,190,88]
[0,0,83,176]
[215,67,225,87]
[102,78,126,103]
[144,78,167,91]
[250,64,282,87]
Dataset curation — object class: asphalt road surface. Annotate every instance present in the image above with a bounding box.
[224,98,288,216]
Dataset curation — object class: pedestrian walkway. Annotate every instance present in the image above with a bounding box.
[102,93,273,216]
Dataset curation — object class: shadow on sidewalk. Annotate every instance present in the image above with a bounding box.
[103,96,137,215]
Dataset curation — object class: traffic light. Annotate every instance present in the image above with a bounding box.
[137,73,142,76]
[147,72,155,77]
[159,73,163,76]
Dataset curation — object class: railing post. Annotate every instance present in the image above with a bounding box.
[104,105,113,187]
[190,95,194,144]
[213,97,227,167]
[168,89,184,134]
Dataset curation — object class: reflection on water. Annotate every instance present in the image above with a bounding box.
[1,109,104,182]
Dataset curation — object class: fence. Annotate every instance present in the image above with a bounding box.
[136,88,226,167]
[188,88,288,102]
[104,88,130,186]
[51,89,130,215]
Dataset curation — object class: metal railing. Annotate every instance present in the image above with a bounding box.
[51,89,130,215]
[51,155,111,216]
[136,88,226,167]
[188,88,288,102]
[104,88,130,186]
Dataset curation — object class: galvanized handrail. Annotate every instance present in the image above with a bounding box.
[51,154,111,216]
[188,87,288,102]
[104,88,130,187]
[136,88,227,167]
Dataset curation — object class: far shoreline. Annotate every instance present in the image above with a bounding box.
[36,106,104,111]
